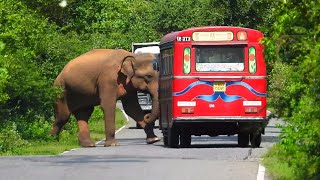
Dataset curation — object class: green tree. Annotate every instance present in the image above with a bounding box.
[263,0,320,179]
[151,0,276,34]
[0,41,9,104]
[0,0,277,155]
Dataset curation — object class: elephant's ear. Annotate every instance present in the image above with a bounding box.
[121,56,135,84]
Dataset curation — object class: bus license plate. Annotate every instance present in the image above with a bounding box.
[214,81,226,92]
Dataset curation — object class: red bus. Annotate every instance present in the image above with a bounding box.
[158,26,269,148]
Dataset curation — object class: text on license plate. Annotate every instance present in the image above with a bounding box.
[213,81,226,92]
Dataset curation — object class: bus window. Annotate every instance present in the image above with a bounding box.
[160,48,173,75]
[195,46,244,72]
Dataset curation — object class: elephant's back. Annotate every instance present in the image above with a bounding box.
[56,49,133,93]
[65,49,132,70]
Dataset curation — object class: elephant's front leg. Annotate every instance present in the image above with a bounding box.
[121,93,161,144]
[100,91,119,147]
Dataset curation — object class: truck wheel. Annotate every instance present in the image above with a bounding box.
[180,132,191,148]
[168,127,179,148]
[250,133,261,148]
[238,133,249,147]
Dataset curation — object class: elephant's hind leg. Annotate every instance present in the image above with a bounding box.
[50,99,71,135]
[74,107,95,147]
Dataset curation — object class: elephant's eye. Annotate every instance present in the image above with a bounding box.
[145,74,153,80]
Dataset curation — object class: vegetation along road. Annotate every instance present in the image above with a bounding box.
[0,106,281,180]
[1,1,319,179]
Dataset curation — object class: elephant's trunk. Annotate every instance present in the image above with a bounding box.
[144,86,159,124]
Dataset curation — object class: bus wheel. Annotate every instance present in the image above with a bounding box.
[163,131,168,146]
[180,132,191,148]
[238,133,249,147]
[163,135,168,146]
[250,133,261,148]
[168,127,179,148]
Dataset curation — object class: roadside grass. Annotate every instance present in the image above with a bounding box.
[262,145,295,180]
[0,108,127,156]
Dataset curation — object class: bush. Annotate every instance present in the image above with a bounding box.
[0,122,29,153]
[0,41,9,104]
[263,0,320,179]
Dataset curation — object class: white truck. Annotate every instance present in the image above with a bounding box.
[132,42,160,128]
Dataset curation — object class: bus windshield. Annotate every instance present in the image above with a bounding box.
[195,45,244,72]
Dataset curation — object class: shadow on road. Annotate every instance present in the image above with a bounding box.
[54,155,148,165]
[97,133,281,149]
[128,126,160,129]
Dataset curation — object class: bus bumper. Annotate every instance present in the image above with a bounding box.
[169,116,272,136]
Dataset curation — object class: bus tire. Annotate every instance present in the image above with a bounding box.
[250,133,261,148]
[162,131,169,146]
[238,133,249,147]
[180,132,191,148]
[168,127,179,148]
[163,135,168,146]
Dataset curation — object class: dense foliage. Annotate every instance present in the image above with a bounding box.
[262,0,320,179]
[0,0,275,152]
[0,0,319,178]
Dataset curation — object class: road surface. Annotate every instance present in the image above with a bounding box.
[0,107,280,180]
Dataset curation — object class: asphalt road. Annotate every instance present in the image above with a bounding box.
[0,109,281,180]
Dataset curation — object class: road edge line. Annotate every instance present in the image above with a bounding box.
[61,108,130,155]
[257,163,266,180]
[94,108,130,145]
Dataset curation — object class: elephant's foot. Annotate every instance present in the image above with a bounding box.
[50,126,60,136]
[144,122,159,144]
[50,124,66,136]
[79,140,96,147]
[78,132,95,147]
[78,137,95,147]
[77,120,95,147]
[104,139,119,147]
[146,136,161,144]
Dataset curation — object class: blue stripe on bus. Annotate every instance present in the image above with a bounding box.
[173,80,266,102]
[173,81,213,96]
[226,81,266,97]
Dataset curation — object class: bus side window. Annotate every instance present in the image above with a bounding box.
[196,49,201,63]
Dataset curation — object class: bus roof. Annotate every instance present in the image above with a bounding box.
[160,26,263,45]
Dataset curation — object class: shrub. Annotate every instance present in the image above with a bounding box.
[0,122,29,153]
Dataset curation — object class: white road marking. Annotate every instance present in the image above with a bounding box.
[257,164,266,180]
[95,108,130,145]
[61,108,130,154]
[60,148,77,155]
[255,109,273,179]
[118,108,130,123]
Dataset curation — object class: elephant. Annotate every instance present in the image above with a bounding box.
[50,49,160,147]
